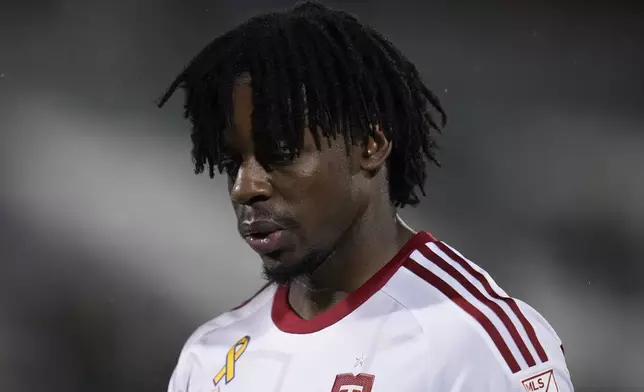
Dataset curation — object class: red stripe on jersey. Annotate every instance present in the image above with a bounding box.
[435,242,549,363]
[417,246,537,368]
[230,282,272,311]
[404,259,522,374]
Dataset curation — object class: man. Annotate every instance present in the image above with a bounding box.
[157,2,573,391]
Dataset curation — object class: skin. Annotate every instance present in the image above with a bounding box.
[227,75,416,319]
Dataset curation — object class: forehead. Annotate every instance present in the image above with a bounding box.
[228,75,321,150]
[227,76,253,142]
[225,74,354,158]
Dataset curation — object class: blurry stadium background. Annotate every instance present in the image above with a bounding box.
[1,1,642,391]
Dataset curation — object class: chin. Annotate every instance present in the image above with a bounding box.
[261,260,306,285]
[260,249,320,285]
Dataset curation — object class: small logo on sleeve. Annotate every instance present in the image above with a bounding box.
[521,369,559,392]
[213,335,250,387]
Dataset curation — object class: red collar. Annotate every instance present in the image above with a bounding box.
[271,231,436,334]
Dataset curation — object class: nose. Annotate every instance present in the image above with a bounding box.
[229,157,273,205]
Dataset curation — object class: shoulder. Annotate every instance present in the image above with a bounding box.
[189,282,275,344]
[167,283,275,392]
[385,238,574,391]
[434,298,574,391]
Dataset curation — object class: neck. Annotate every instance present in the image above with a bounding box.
[287,204,415,320]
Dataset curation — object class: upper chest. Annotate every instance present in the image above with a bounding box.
[186,302,441,392]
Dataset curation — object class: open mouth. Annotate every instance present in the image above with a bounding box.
[239,219,288,254]
[243,229,285,254]
[248,232,272,240]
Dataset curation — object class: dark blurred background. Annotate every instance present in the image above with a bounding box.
[1,1,642,391]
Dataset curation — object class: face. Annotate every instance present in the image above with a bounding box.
[226,79,368,284]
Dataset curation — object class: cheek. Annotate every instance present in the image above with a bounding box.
[294,150,326,178]
[286,154,357,230]
[289,152,350,199]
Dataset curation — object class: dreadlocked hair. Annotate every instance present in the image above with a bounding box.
[157,1,446,207]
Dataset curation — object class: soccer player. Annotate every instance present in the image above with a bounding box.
[157,2,573,391]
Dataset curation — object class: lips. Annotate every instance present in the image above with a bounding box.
[239,220,287,254]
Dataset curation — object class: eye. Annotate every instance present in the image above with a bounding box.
[252,141,295,167]
[219,156,241,177]
[267,141,298,165]
[268,150,295,165]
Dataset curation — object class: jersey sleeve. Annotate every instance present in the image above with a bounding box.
[509,299,574,392]
[440,299,574,392]
[167,337,197,392]
[167,363,185,392]
[167,323,217,392]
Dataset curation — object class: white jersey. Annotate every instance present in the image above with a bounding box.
[169,231,573,392]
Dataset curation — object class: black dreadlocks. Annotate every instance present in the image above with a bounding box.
[157,1,446,207]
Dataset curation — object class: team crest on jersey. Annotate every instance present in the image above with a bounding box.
[330,373,375,392]
[212,335,250,388]
[521,369,559,392]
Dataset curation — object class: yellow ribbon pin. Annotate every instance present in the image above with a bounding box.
[213,335,250,386]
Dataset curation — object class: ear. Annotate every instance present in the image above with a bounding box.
[360,125,392,172]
